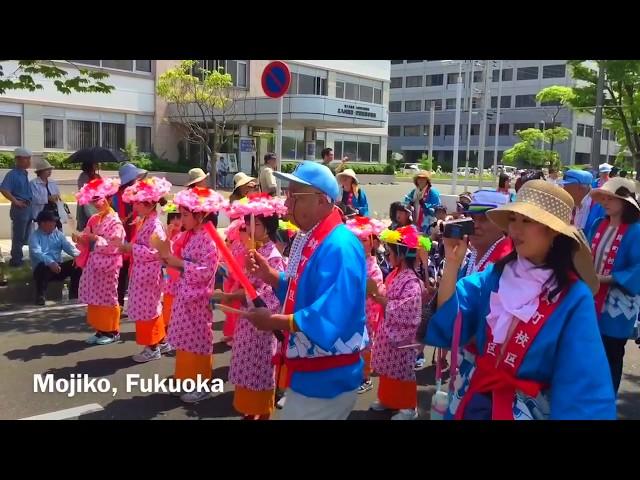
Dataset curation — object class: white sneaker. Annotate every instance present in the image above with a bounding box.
[159,342,173,355]
[391,408,419,420]
[369,401,389,412]
[132,347,161,363]
[180,390,211,404]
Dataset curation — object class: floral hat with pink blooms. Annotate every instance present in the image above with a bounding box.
[75,177,120,206]
[172,187,226,214]
[345,216,386,240]
[223,192,288,219]
[123,176,172,203]
[380,225,431,255]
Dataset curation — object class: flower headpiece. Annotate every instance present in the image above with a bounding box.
[163,201,178,214]
[122,176,172,204]
[75,177,120,206]
[172,187,225,214]
[380,225,431,252]
[345,216,385,240]
[225,218,246,242]
[224,192,287,219]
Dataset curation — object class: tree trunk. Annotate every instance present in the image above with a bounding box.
[635,153,640,181]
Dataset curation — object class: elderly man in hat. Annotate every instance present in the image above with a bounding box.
[259,153,278,196]
[1,147,34,267]
[245,161,367,420]
[29,210,81,305]
[594,162,613,188]
[111,162,147,307]
[561,169,604,234]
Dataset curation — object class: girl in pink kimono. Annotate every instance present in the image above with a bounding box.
[371,226,423,420]
[220,220,248,346]
[345,216,386,394]
[217,194,287,419]
[74,177,125,345]
[119,176,172,363]
[162,187,224,403]
[161,201,184,333]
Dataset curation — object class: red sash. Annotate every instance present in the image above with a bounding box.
[277,209,347,383]
[75,214,101,269]
[455,285,572,420]
[167,230,191,282]
[590,220,628,317]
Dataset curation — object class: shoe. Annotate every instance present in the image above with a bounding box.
[35,296,46,306]
[369,400,390,412]
[85,334,100,345]
[180,390,211,404]
[391,408,419,420]
[276,395,286,410]
[159,342,173,355]
[358,379,373,394]
[96,333,120,345]
[414,357,426,371]
[132,347,161,363]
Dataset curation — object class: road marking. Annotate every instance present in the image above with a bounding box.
[20,403,103,420]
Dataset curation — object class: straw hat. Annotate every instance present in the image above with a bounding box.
[336,168,359,184]
[185,168,209,187]
[34,159,54,172]
[486,179,599,294]
[413,170,431,185]
[233,172,257,190]
[590,177,639,212]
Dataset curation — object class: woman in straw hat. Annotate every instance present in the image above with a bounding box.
[336,169,369,217]
[74,177,125,345]
[184,168,210,189]
[229,172,258,203]
[403,170,441,234]
[369,225,427,420]
[30,159,68,229]
[158,187,224,403]
[587,177,640,394]
[117,177,173,363]
[424,180,615,419]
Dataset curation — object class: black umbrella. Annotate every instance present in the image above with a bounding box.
[66,147,124,164]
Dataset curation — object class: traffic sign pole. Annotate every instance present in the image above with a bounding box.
[276,95,283,196]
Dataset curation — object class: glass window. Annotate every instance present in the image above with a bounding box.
[514,123,535,133]
[585,125,594,138]
[345,82,358,100]
[602,128,610,141]
[388,126,401,137]
[473,70,483,83]
[491,96,511,109]
[44,119,63,149]
[541,99,562,107]
[315,140,325,160]
[405,100,422,111]
[472,98,480,109]
[135,60,152,72]
[237,62,247,87]
[371,143,380,162]
[426,74,443,86]
[577,123,585,136]
[492,68,513,82]
[72,60,100,66]
[426,99,442,111]
[287,73,298,95]
[403,126,421,137]
[389,101,402,112]
[444,124,455,136]
[543,64,566,79]
[359,85,374,103]
[334,140,343,158]
[282,134,297,160]
[296,136,305,160]
[489,124,510,136]
[358,142,371,162]
[336,81,344,98]
[67,119,99,150]
[374,88,382,104]
[515,94,537,108]
[426,125,441,136]
[406,75,423,88]
[446,98,457,110]
[343,141,358,160]
[391,60,404,65]
[298,74,316,94]
[102,60,134,71]
[517,66,539,81]
[101,122,125,151]
[447,72,464,85]
[491,96,498,109]
[136,126,152,153]
[0,115,21,146]
[406,60,422,64]
[390,77,403,88]
[470,124,480,135]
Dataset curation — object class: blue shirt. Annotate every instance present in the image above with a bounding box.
[425,263,616,419]
[276,223,367,399]
[29,228,80,270]
[1,168,32,202]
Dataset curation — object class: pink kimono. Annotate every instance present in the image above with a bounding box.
[228,241,285,391]
[371,268,423,381]
[79,212,125,306]
[162,230,185,297]
[127,211,166,322]
[365,256,385,340]
[167,228,219,355]
[221,239,247,338]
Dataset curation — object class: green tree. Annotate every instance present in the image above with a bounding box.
[567,60,640,179]
[536,86,575,154]
[419,153,433,171]
[0,60,113,94]
[503,128,565,169]
[156,60,242,185]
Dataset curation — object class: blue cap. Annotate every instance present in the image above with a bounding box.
[274,161,340,201]
[561,169,593,186]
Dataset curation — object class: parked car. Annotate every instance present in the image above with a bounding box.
[402,163,420,174]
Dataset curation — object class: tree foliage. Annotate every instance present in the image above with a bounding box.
[503,127,567,169]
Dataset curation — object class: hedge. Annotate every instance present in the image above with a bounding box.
[281,161,394,175]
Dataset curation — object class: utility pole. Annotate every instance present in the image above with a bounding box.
[478,60,490,190]
[591,62,606,171]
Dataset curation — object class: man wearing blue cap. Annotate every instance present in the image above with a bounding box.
[245,161,367,420]
[561,169,603,233]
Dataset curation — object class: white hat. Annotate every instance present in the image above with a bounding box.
[14,147,32,158]
[34,159,54,172]
[599,163,613,174]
